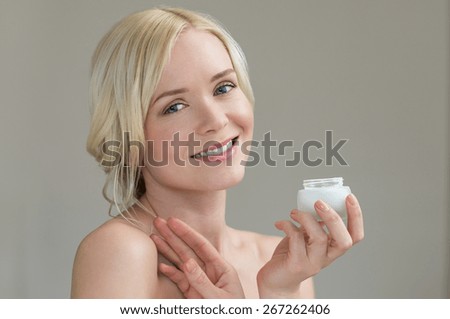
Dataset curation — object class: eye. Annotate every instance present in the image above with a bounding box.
[164,102,186,114]
[214,82,236,96]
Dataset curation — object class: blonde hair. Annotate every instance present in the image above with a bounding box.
[86,7,254,218]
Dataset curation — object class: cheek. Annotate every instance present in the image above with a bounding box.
[246,107,254,132]
[233,98,254,138]
[144,128,168,163]
[145,125,193,164]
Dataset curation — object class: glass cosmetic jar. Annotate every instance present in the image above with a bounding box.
[297,177,351,220]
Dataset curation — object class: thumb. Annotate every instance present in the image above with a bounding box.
[182,259,219,298]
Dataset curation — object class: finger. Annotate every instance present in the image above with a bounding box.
[182,258,219,298]
[158,263,189,292]
[275,218,307,264]
[318,220,326,229]
[314,200,353,260]
[275,219,298,234]
[153,217,202,266]
[346,194,364,244]
[289,209,325,233]
[150,234,183,268]
[290,209,328,263]
[159,263,202,298]
[167,218,229,273]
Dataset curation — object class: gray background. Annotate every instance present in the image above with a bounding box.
[0,0,448,298]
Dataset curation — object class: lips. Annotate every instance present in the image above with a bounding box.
[191,136,239,159]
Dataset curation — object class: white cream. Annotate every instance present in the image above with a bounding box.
[297,177,351,220]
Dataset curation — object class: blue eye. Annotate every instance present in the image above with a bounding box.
[164,102,186,114]
[214,82,235,96]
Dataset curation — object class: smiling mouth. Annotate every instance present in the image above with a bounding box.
[191,136,239,159]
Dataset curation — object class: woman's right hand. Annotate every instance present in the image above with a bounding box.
[150,217,245,299]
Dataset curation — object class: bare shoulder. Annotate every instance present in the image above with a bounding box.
[71,217,158,298]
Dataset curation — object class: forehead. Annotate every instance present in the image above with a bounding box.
[157,28,233,88]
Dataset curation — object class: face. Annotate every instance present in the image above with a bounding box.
[143,28,254,192]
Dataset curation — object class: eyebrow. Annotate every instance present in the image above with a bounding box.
[152,88,188,105]
[210,68,235,83]
[152,68,236,105]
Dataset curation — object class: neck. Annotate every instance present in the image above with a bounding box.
[140,182,229,252]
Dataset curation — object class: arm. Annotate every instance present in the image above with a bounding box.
[71,222,159,298]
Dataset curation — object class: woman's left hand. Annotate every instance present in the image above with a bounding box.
[151,217,245,299]
[257,194,364,298]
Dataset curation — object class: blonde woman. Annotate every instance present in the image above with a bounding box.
[71,7,364,298]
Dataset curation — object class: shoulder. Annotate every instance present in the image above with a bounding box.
[71,217,159,298]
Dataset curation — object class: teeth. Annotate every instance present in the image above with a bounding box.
[194,140,233,158]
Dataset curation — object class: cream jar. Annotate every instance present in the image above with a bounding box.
[297,177,351,220]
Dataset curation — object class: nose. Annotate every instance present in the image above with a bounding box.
[195,97,229,135]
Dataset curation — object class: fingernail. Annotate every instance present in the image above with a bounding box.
[184,259,196,273]
[347,194,358,206]
[167,217,175,223]
[168,217,182,228]
[316,200,329,212]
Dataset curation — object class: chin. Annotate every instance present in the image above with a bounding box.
[209,171,245,190]
[191,164,248,191]
[190,165,246,191]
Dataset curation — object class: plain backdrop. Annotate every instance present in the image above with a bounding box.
[0,0,448,298]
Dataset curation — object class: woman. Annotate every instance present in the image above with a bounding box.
[71,7,364,298]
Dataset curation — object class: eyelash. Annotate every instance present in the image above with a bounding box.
[163,81,236,115]
[164,102,186,115]
[213,81,236,96]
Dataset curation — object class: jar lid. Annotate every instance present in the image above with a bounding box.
[303,177,343,188]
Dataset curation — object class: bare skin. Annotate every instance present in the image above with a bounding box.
[71,207,314,298]
[71,27,363,298]
[146,193,362,299]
